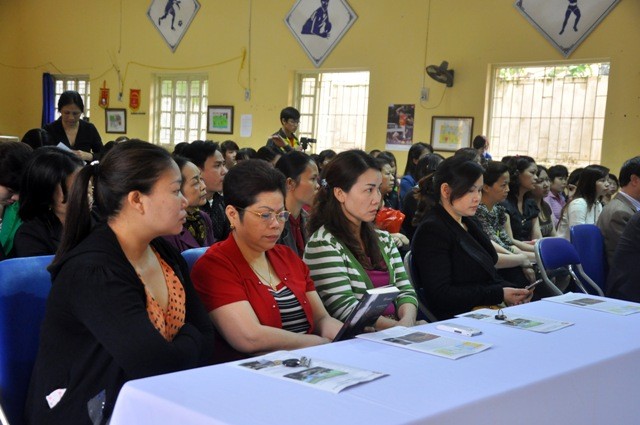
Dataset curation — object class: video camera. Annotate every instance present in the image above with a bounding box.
[300,137,316,151]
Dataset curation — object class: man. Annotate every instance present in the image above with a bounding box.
[597,156,640,266]
[266,107,300,153]
[220,140,239,169]
[181,140,230,241]
[544,165,569,227]
[607,211,640,302]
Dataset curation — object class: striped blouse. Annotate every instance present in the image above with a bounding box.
[270,285,311,334]
[303,225,417,322]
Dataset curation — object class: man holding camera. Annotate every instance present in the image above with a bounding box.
[267,106,302,153]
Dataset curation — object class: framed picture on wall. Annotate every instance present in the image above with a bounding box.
[105,109,127,134]
[431,116,473,152]
[207,105,234,134]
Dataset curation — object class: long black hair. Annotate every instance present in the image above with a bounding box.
[308,150,385,270]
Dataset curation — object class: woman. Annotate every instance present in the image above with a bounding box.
[191,160,342,364]
[304,150,420,329]
[377,152,400,209]
[399,142,432,200]
[255,146,282,166]
[475,161,536,287]
[412,156,532,320]
[544,165,569,227]
[162,156,216,252]
[26,140,215,424]
[531,165,556,237]
[502,155,542,244]
[401,153,444,241]
[275,151,319,257]
[14,147,84,257]
[602,173,619,205]
[43,90,103,161]
[557,164,610,239]
[0,141,33,260]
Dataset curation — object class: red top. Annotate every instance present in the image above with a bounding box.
[191,234,316,333]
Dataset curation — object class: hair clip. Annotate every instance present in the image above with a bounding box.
[90,160,100,166]
[320,178,328,189]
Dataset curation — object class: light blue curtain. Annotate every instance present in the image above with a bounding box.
[41,73,55,127]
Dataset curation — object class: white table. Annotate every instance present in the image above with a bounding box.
[110,299,640,425]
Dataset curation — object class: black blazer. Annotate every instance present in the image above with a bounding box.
[606,211,640,302]
[43,118,103,159]
[411,203,507,319]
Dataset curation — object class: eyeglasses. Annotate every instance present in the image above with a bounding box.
[236,207,290,223]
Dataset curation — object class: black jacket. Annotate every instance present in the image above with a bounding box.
[25,223,215,424]
[43,118,103,160]
[411,204,507,320]
[607,211,640,302]
[14,211,62,257]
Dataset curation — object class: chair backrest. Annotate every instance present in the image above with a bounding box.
[534,237,603,296]
[403,251,439,323]
[181,247,208,272]
[570,224,607,294]
[0,255,54,425]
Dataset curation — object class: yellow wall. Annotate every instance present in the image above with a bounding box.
[0,0,638,172]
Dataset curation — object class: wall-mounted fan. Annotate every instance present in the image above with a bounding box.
[426,61,454,87]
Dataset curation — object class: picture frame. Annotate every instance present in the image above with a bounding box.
[431,116,474,152]
[207,105,234,134]
[105,109,127,134]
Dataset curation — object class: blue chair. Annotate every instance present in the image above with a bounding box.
[403,251,439,323]
[181,247,208,272]
[534,238,604,297]
[570,224,607,295]
[0,255,54,425]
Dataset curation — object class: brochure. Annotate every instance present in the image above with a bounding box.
[355,326,492,360]
[457,308,573,333]
[234,351,387,393]
[333,286,400,341]
[543,292,640,315]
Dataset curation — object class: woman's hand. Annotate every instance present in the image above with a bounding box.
[390,233,409,248]
[503,287,532,306]
[74,150,93,162]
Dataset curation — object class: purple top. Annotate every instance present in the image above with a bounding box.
[366,269,395,316]
[544,191,566,227]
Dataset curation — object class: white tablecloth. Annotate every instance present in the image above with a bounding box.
[110,299,640,425]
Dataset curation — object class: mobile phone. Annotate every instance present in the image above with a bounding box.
[436,323,482,337]
[525,279,543,290]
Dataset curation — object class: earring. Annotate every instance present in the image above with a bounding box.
[230,224,235,230]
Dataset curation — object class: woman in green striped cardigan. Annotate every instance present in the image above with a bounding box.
[304,150,421,329]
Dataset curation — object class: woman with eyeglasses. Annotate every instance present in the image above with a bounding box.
[304,150,420,329]
[191,160,342,363]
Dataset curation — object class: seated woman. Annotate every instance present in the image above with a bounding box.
[531,165,556,237]
[14,147,85,257]
[557,164,610,239]
[191,160,342,363]
[0,141,33,260]
[304,150,420,328]
[274,151,319,257]
[26,140,215,424]
[412,155,532,320]
[474,161,535,287]
[162,155,215,252]
[399,142,432,200]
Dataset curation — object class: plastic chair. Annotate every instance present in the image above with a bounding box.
[570,224,607,295]
[534,238,604,297]
[0,255,54,425]
[181,247,208,272]
[403,251,439,323]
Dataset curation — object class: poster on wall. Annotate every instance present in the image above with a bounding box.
[285,0,358,67]
[148,0,201,52]
[385,104,414,151]
[514,0,620,58]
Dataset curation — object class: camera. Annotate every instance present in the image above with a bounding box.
[300,137,316,151]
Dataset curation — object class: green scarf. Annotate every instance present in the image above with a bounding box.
[0,202,22,256]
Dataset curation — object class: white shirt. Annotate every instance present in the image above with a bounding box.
[556,198,603,240]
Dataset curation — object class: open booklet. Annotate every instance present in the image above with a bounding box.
[543,292,640,315]
[333,286,400,342]
[457,308,573,333]
[356,326,492,360]
[234,350,387,393]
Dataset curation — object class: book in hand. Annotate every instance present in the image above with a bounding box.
[333,286,400,342]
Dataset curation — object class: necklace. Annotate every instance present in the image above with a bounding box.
[249,262,277,290]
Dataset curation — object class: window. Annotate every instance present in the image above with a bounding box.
[53,75,91,119]
[294,71,370,153]
[154,74,208,147]
[487,63,609,168]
